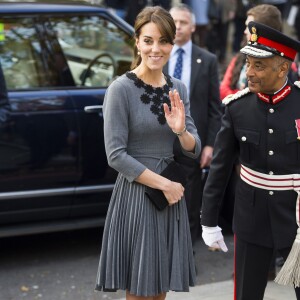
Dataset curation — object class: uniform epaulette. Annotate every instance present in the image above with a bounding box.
[222,87,251,105]
[294,81,300,89]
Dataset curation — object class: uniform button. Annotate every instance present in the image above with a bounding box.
[269,150,274,155]
[269,171,274,175]
[241,136,247,142]
[269,191,274,195]
[269,108,274,113]
[268,129,273,134]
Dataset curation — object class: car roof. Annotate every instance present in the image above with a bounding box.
[0,1,107,14]
[0,1,134,32]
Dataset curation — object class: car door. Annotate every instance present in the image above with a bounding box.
[45,12,134,220]
[0,15,80,227]
[0,10,134,233]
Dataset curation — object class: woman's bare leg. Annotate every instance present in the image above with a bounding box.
[126,291,152,300]
[153,292,166,300]
[126,291,166,300]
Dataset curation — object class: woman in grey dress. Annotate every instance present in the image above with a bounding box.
[95,6,201,300]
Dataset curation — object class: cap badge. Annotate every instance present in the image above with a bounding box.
[250,26,258,42]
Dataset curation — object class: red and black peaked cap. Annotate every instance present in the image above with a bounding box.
[240,21,300,61]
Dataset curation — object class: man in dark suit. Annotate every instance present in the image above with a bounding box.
[164,3,222,246]
[201,21,300,299]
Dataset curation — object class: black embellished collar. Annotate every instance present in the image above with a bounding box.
[126,72,173,125]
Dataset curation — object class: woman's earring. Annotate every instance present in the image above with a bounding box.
[137,51,140,56]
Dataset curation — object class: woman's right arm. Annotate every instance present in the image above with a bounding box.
[103,80,184,204]
[136,169,184,205]
[103,80,146,182]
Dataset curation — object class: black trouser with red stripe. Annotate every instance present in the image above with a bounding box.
[234,236,300,300]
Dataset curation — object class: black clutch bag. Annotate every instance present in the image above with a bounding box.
[145,161,188,211]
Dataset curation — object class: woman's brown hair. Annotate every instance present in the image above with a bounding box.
[130,6,176,70]
[230,4,282,90]
[247,4,282,31]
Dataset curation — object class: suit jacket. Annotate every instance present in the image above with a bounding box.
[201,83,300,249]
[165,44,222,156]
[164,44,222,173]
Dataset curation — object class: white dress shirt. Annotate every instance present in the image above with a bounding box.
[168,40,192,99]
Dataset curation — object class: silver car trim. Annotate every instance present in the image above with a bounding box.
[75,184,114,193]
[84,105,103,113]
[0,217,106,238]
[0,184,114,200]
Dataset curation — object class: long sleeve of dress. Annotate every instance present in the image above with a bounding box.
[103,79,147,182]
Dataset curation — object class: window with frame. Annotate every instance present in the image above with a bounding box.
[0,17,71,90]
[49,15,134,88]
[0,14,134,90]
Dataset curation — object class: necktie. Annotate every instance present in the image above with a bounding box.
[173,48,184,80]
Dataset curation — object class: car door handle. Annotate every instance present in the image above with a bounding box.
[84,105,103,113]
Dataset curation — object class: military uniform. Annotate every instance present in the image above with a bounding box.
[202,82,300,299]
[202,82,300,244]
[201,21,300,300]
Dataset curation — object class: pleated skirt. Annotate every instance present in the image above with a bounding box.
[95,173,196,297]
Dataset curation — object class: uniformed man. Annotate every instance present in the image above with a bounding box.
[200,21,300,300]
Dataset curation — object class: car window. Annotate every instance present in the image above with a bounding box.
[0,14,134,90]
[0,18,71,90]
[49,15,134,88]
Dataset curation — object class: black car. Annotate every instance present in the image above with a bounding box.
[0,1,134,237]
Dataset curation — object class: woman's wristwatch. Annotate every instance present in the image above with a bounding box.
[172,125,187,136]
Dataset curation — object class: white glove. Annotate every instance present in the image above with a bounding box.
[202,225,228,252]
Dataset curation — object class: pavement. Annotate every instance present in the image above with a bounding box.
[166,232,297,300]
[1,229,296,300]
[167,280,296,300]
[108,233,297,300]
[107,279,296,300]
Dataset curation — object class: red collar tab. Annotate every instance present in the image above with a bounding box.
[296,119,300,140]
[258,36,297,61]
[257,85,291,104]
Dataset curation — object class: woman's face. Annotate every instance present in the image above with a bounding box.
[136,22,173,71]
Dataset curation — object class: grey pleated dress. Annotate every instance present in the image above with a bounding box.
[95,72,201,297]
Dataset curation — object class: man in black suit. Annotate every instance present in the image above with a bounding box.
[201,21,300,299]
[164,3,222,246]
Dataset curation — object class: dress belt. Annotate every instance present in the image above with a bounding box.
[131,154,173,172]
[240,164,300,287]
[132,154,180,219]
